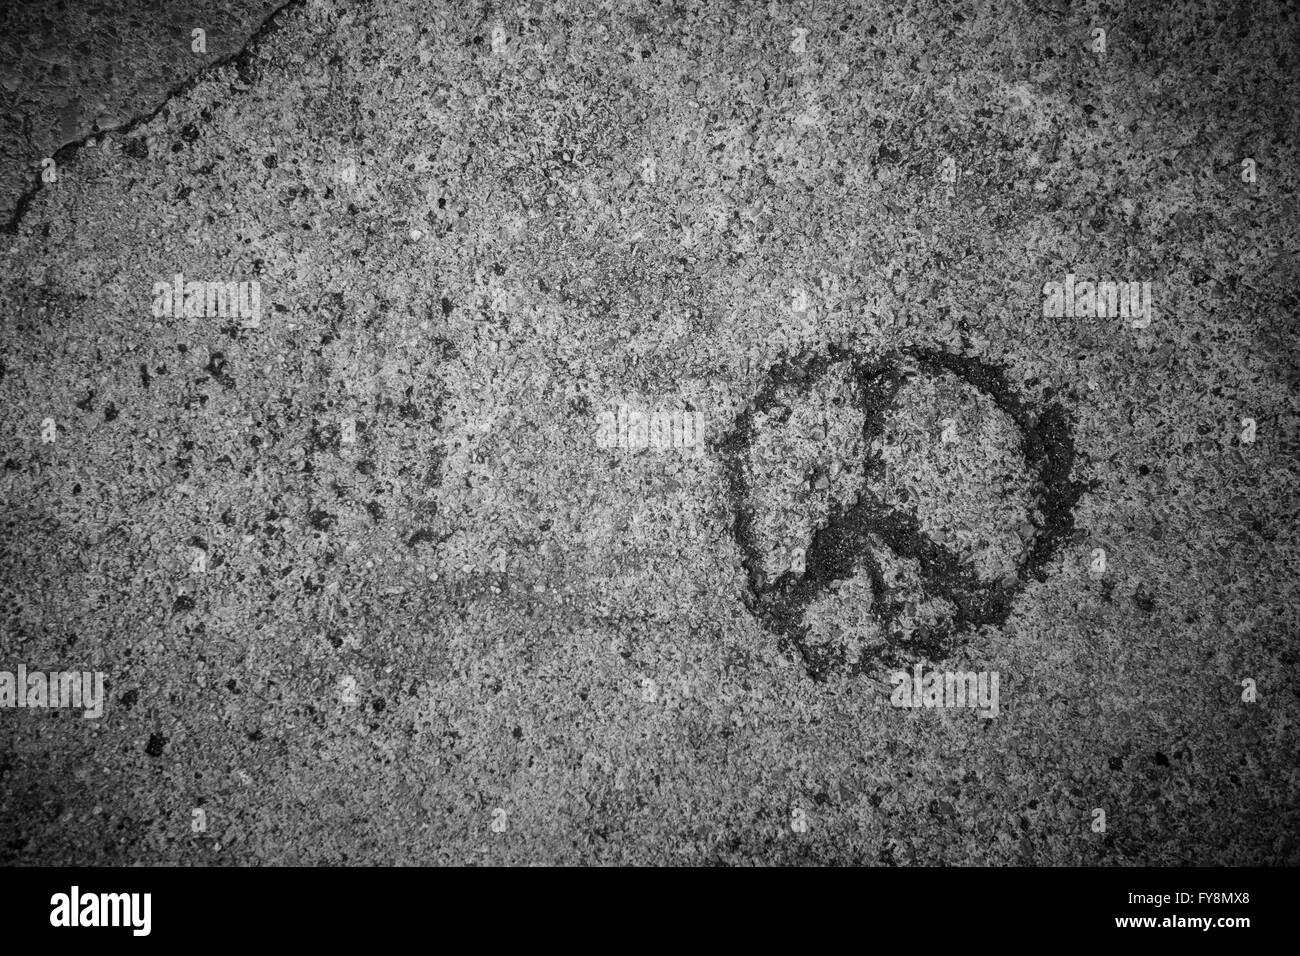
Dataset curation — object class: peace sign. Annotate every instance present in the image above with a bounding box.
[721,346,1085,680]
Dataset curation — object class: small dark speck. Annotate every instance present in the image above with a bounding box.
[145,733,166,757]
[1154,751,1169,766]
[440,297,453,316]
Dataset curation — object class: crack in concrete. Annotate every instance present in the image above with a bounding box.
[3,0,308,236]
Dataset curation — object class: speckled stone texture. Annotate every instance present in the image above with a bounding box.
[0,0,280,225]
[0,0,1297,865]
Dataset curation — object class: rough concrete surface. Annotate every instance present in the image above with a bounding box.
[0,0,1297,865]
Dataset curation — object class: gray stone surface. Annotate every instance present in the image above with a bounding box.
[0,0,1296,865]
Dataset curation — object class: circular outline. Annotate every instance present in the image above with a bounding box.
[720,345,1086,680]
